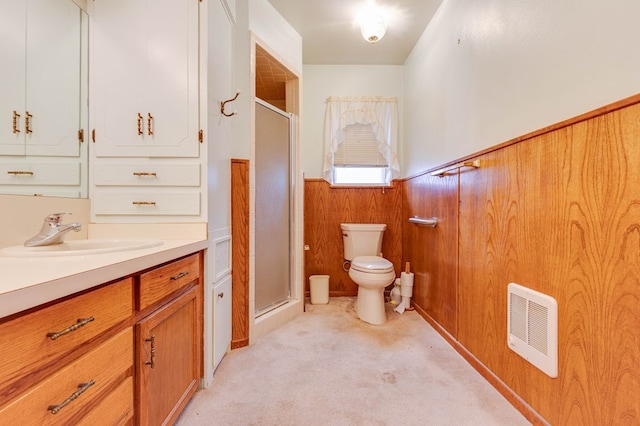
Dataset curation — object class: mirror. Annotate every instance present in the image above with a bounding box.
[0,0,88,198]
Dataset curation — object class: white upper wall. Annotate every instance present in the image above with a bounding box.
[249,0,302,76]
[230,0,302,160]
[402,0,640,177]
[302,65,403,178]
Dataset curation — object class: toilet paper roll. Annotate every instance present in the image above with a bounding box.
[400,271,414,287]
[402,295,411,308]
[400,272,414,297]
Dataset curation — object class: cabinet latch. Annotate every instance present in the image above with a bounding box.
[78,129,84,143]
[198,129,203,143]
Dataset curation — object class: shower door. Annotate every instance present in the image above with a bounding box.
[255,99,291,316]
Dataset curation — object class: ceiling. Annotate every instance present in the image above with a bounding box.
[266,0,443,65]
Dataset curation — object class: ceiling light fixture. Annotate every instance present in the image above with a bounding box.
[358,3,387,44]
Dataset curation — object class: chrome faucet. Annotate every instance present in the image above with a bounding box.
[24,212,82,247]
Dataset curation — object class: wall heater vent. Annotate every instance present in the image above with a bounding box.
[507,283,558,378]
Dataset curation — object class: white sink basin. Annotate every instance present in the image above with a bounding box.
[0,238,163,257]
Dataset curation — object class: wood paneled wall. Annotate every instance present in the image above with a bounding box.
[231,159,249,349]
[401,173,459,336]
[402,97,640,424]
[304,180,402,296]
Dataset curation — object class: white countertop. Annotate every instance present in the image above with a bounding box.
[0,238,208,318]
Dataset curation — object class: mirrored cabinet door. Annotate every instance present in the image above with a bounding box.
[0,1,28,156]
[0,0,82,157]
[0,0,87,198]
[25,0,82,157]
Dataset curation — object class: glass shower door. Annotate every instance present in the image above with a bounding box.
[254,99,291,316]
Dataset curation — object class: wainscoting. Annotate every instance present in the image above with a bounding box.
[403,95,640,425]
[231,159,249,349]
[303,94,640,424]
[303,180,402,296]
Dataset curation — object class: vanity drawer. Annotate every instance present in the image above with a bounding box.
[92,191,201,216]
[93,163,200,186]
[0,328,133,425]
[76,376,134,426]
[0,278,133,396]
[138,253,200,311]
[0,162,80,186]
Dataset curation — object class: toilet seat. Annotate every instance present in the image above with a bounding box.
[351,256,394,274]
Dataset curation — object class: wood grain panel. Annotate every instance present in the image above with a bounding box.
[231,159,249,349]
[457,103,640,424]
[137,254,200,311]
[401,172,459,336]
[304,180,402,296]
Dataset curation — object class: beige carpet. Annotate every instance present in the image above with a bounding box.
[177,298,530,426]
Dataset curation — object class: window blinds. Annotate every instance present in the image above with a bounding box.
[333,123,388,167]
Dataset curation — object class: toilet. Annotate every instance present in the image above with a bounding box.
[341,223,396,325]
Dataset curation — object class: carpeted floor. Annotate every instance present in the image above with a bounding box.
[176,298,530,426]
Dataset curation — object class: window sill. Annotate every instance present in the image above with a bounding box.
[328,183,393,189]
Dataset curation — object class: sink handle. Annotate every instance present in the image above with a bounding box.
[45,212,72,225]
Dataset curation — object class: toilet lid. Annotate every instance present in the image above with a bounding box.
[351,256,394,273]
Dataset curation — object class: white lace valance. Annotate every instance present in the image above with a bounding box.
[323,96,399,182]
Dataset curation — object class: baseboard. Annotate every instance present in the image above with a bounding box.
[231,338,249,349]
[412,303,549,426]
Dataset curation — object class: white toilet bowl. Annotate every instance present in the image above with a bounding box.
[348,256,395,325]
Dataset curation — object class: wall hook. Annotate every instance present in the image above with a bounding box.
[220,91,240,117]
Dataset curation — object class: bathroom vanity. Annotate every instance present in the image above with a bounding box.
[0,239,206,425]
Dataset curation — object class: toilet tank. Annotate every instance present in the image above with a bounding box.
[341,223,386,261]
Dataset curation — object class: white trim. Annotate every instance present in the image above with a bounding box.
[219,0,236,25]
[211,235,232,282]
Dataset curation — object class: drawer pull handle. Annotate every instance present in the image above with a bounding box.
[145,335,156,368]
[132,201,156,206]
[12,110,20,133]
[47,316,95,340]
[147,112,154,135]
[137,112,143,135]
[25,111,33,134]
[7,170,34,175]
[133,172,157,177]
[170,271,189,281]
[218,292,224,298]
[48,380,95,414]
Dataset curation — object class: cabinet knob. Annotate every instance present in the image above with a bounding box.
[218,292,224,298]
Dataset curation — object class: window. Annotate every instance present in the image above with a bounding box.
[332,123,389,185]
[323,97,399,185]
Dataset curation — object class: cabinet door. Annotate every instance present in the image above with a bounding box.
[213,278,232,369]
[0,0,82,157]
[25,0,82,157]
[93,0,199,158]
[0,1,26,156]
[136,286,199,426]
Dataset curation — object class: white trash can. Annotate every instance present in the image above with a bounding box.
[309,275,329,305]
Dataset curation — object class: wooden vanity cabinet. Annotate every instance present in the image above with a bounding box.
[135,252,202,426]
[136,286,200,425]
[0,279,135,425]
[0,250,203,426]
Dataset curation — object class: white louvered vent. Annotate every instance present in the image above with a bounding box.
[507,283,558,378]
